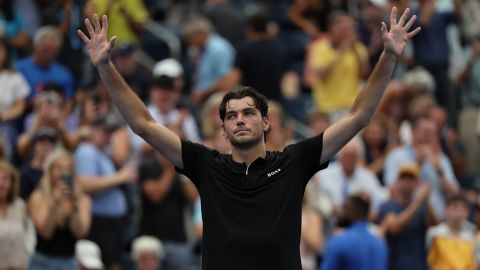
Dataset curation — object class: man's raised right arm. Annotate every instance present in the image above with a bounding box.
[78,14,183,168]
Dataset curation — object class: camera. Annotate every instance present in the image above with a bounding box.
[61,172,74,190]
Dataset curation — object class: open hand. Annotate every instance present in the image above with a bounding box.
[381,7,421,57]
[77,14,116,67]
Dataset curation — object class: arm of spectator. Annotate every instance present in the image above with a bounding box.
[301,209,324,254]
[28,183,68,240]
[110,127,130,167]
[78,165,137,194]
[141,164,176,204]
[431,154,459,196]
[287,4,319,36]
[320,8,421,164]
[382,182,431,235]
[221,68,243,93]
[119,2,148,36]
[68,184,91,238]
[425,203,439,227]
[181,175,199,204]
[8,30,29,50]
[0,99,26,122]
[58,0,73,35]
[78,14,183,168]
[352,42,371,79]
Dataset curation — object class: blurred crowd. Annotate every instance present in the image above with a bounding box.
[0,0,479,269]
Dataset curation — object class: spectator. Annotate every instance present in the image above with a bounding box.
[15,26,75,100]
[305,12,369,121]
[17,91,75,159]
[411,0,462,110]
[427,194,478,270]
[19,127,58,200]
[0,0,29,57]
[111,43,150,102]
[361,114,391,185]
[288,0,334,37]
[384,115,459,217]
[137,150,197,270]
[132,236,165,270]
[0,38,30,162]
[315,139,385,214]
[320,194,388,270]
[85,0,149,45]
[28,149,91,270]
[300,192,323,270]
[306,110,330,136]
[203,0,245,48]
[75,115,137,270]
[457,35,480,175]
[76,240,104,270]
[129,75,201,159]
[182,15,235,103]
[378,163,436,270]
[223,11,288,102]
[0,160,35,270]
[200,92,226,146]
[265,101,294,151]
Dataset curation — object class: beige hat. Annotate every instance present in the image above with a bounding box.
[397,163,420,179]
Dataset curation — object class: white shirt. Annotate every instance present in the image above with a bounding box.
[0,71,30,112]
[312,162,385,210]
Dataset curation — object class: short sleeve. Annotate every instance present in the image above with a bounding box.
[175,139,214,187]
[284,133,329,183]
[13,72,31,100]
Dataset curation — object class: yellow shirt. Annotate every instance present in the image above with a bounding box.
[427,223,477,270]
[308,39,368,113]
[90,0,148,45]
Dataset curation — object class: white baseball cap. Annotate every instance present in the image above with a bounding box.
[153,58,184,78]
[76,240,104,270]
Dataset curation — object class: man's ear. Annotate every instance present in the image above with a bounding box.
[263,116,270,132]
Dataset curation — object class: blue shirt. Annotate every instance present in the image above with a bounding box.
[378,199,428,270]
[194,34,234,92]
[383,144,458,218]
[74,143,126,217]
[15,57,75,100]
[412,10,457,66]
[320,222,388,270]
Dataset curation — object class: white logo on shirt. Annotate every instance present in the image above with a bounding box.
[267,168,281,178]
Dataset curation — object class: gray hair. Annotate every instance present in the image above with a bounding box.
[132,236,164,261]
[182,16,214,36]
[33,26,62,47]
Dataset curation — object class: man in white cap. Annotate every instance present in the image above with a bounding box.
[76,240,104,270]
[132,236,165,270]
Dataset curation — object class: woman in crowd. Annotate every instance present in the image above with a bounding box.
[0,160,35,270]
[28,149,91,270]
[0,38,30,162]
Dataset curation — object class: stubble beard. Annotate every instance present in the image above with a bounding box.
[229,133,263,150]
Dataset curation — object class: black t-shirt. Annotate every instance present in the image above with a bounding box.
[234,39,288,102]
[176,133,328,270]
[138,154,188,242]
[19,164,43,200]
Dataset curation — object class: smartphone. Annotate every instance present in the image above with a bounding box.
[61,173,74,190]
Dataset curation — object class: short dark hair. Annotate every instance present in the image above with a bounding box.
[410,114,433,129]
[219,86,271,138]
[246,12,271,33]
[446,194,469,208]
[346,194,370,220]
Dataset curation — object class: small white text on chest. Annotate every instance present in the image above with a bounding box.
[267,168,281,178]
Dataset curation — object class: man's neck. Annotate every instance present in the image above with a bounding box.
[231,142,267,165]
[32,54,48,67]
[447,221,462,233]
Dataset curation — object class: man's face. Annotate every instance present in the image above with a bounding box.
[396,174,418,198]
[223,97,269,149]
[330,16,355,44]
[35,37,61,66]
[149,87,179,113]
[413,119,437,146]
[137,251,160,270]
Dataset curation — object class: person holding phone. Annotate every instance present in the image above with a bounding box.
[28,148,91,270]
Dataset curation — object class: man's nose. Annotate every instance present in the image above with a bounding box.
[236,114,245,125]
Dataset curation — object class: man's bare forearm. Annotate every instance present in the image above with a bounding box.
[96,61,154,133]
[350,51,397,125]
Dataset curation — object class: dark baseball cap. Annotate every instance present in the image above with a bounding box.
[32,127,58,143]
[91,115,120,132]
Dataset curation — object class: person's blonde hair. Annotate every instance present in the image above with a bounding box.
[0,160,20,204]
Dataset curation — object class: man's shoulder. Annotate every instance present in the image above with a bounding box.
[14,57,34,70]
[75,142,98,156]
[50,62,73,76]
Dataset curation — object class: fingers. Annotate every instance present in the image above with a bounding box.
[403,15,417,31]
[93,14,101,33]
[398,8,410,26]
[380,22,388,39]
[85,18,95,37]
[408,27,422,38]
[77,29,90,43]
[102,15,108,34]
[390,6,397,26]
[109,36,117,49]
